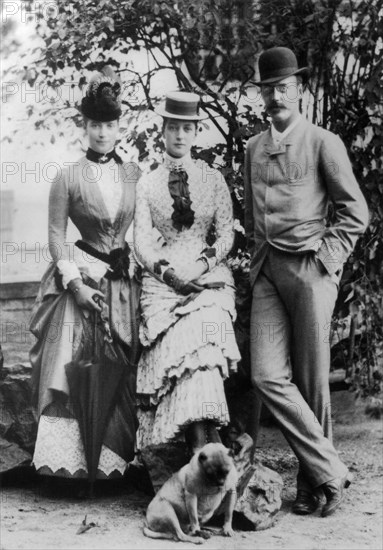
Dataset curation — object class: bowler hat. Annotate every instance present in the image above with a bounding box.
[253,47,309,85]
[155,91,203,120]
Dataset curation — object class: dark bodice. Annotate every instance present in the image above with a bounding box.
[49,156,140,259]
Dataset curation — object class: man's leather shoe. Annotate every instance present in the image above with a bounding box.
[321,473,353,517]
[292,489,319,515]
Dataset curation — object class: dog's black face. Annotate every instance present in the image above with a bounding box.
[205,464,231,487]
[198,447,234,487]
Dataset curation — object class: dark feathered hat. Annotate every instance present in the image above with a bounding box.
[81,66,122,122]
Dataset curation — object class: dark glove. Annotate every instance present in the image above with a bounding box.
[163,268,205,295]
[178,281,206,295]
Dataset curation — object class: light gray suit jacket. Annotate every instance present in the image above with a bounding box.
[244,118,369,286]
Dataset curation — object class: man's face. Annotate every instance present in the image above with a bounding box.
[261,75,303,131]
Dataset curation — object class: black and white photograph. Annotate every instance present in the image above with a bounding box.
[1,1,382,549]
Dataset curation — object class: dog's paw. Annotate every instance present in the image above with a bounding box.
[221,526,235,537]
[198,529,212,540]
[188,532,205,544]
[190,528,208,539]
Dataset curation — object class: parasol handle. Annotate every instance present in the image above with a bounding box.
[93,295,103,307]
[91,294,113,351]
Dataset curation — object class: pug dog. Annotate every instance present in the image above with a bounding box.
[143,442,238,544]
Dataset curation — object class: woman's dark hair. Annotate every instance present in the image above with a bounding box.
[162,118,198,133]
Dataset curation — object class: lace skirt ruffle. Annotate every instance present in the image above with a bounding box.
[136,266,241,447]
[137,367,230,448]
[137,305,239,405]
[33,415,128,478]
[139,264,236,345]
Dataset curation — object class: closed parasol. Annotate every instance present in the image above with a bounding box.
[65,301,126,496]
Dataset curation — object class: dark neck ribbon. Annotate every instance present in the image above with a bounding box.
[168,169,195,231]
[86,148,123,164]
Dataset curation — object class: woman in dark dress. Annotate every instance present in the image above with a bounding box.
[30,68,141,480]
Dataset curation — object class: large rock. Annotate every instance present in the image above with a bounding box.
[235,461,283,530]
[0,437,31,472]
[222,431,283,531]
[0,362,36,472]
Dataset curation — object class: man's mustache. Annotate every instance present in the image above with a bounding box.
[267,102,285,110]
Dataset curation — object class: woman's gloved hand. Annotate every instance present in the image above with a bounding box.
[68,278,105,312]
[163,268,205,295]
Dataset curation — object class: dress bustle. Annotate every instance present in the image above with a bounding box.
[30,156,141,478]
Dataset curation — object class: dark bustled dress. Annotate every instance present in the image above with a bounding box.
[30,155,141,478]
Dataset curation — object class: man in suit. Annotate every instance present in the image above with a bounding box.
[244,47,369,517]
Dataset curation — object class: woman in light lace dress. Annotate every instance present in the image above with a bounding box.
[134,92,241,453]
[30,68,141,482]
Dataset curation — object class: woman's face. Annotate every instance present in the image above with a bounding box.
[86,119,119,153]
[163,118,197,158]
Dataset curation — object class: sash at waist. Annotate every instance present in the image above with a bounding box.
[75,240,131,280]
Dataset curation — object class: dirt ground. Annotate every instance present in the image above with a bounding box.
[1,391,382,550]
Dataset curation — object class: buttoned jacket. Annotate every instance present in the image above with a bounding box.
[244,118,369,286]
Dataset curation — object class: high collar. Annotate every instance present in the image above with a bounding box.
[263,117,306,156]
[271,114,302,145]
[164,152,194,172]
[86,148,123,165]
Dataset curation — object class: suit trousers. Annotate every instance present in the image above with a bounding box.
[250,246,348,488]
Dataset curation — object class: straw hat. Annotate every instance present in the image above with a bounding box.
[155,91,203,120]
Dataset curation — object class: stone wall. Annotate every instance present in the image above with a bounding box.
[0,281,39,365]
[0,282,38,472]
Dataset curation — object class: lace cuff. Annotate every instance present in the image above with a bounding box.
[198,247,217,271]
[57,259,82,289]
[153,259,170,281]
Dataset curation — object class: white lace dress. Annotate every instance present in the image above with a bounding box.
[134,154,241,448]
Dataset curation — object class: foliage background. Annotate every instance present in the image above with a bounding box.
[2,0,383,397]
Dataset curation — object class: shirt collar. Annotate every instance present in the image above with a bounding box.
[271,115,302,145]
